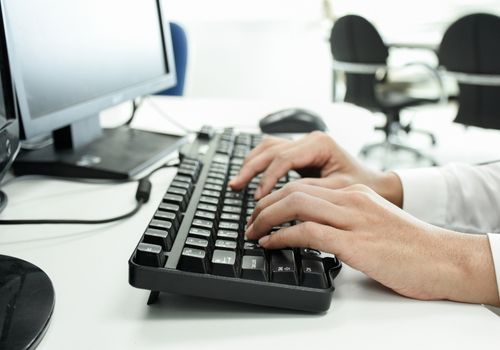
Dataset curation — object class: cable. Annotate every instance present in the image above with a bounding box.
[0,198,145,225]
[123,98,143,126]
[146,96,196,133]
[0,159,180,225]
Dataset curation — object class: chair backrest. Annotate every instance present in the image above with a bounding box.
[157,22,188,96]
[439,13,500,129]
[329,15,388,110]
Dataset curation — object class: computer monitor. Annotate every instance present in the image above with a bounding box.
[0,0,186,179]
[0,5,19,210]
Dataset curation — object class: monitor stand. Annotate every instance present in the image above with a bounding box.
[12,115,187,180]
[0,254,55,350]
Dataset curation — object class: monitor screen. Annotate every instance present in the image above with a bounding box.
[1,0,176,138]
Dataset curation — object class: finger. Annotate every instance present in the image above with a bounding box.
[242,136,285,167]
[229,143,289,190]
[258,222,347,253]
[295,176,350,190]
[229,137,286,190]
[249,182,350,226]
[256,137,328,199]
[245,192,349,240]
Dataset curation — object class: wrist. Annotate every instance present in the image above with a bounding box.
[436,229,500,306]
[371,171,403,208]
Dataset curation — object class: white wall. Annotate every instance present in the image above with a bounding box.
[162,0,500,101]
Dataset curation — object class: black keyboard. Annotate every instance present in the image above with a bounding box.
[128,128,342,312]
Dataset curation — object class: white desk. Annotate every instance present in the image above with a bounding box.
[1,97,499,350]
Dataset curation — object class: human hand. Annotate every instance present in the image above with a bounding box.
[245,182,500,306]
[229,131,403,206]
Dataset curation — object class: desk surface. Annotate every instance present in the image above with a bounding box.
[1,97,499,349]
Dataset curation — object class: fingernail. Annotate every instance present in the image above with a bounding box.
[245,223,254,238]
[259,235,270,246]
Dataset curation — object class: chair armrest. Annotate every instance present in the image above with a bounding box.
[443,71,500,87]
[332,60,386,74]
[387,62,447,104]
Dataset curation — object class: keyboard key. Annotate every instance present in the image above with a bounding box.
[195,210,216,221]
[300,248,323,261]
[218,221,239,231]
[200,196,219,206]
[192,219,215,233]
[159,202,180,213]
[189,227,212,242]
[225,191,243,199]
[143,228,172,251]
[222,205,241,214]
[177,168,198,181]
[204,183,223,192]
[185,237,209,249]
[154,210,178,230]
[168,186,188,197]
[243,242,266,257]
[217,229,239,240]
[241,255,268,282]
[301,259,328,289]
[215,239,238,250]
[149,219,173,232]
[179,247,209,273]
[174,175,192,183]
[135,243,166,267]
[270,250,298,285]
[170,181,193,195]
[201,189,221,198]
[220,213,240,222]
[211,250,238,277]
[206,177,225,186]
[163,193,186,211]
[224,198,242,206]
[198,203,218,213]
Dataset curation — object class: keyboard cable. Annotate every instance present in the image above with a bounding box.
[0,160,179,225]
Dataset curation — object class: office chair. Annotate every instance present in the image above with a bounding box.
[157,22,188,96]
[439,13,500,130]
[329,15,444,164]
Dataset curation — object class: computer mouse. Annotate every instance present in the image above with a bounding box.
[259,108,327,133]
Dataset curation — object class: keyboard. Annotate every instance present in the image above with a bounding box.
[128,128,342,312]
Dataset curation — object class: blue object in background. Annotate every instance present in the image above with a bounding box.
[157,22,188,96]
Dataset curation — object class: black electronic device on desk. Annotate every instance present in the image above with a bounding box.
[260,108,327,134]
[3,0,185,180]
[129,128,342,312]
[0,5,55,349]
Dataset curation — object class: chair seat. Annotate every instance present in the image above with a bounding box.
[377,90,439,111]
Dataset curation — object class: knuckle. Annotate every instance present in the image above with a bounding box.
[348,190,371,206]
[302,222,325,249]
[283,181,303,194]
[286,191,309,207]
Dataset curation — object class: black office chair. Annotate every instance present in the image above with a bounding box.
[439,13,500,130]
[330,15,444,164]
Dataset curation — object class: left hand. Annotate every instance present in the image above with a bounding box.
[245,182,500,306]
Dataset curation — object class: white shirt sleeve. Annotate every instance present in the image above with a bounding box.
[394,162,500,300]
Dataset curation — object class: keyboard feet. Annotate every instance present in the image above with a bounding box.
[147,291,160,305]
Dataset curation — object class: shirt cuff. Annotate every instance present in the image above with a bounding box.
[487,233,500,301]
[393,167,448,226]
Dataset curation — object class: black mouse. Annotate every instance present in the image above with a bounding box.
[259,108,327,133]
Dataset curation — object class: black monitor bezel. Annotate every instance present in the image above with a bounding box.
[1,0,177,140]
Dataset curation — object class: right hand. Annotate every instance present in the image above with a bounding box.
[229,131,402,206]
